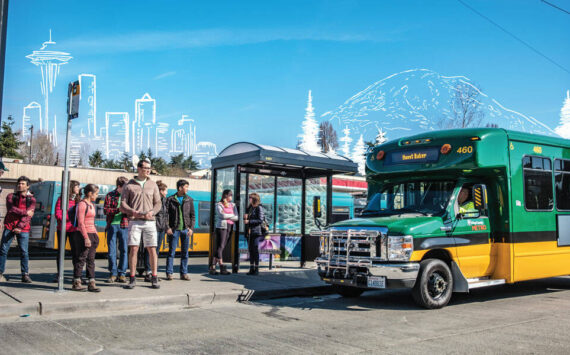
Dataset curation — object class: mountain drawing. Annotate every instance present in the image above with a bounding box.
[322,68,557,141]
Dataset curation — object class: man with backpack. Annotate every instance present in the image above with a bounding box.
[0,176,36,283]
[103,177,129,283]
[164,179,195,280]
[120,159,162,289]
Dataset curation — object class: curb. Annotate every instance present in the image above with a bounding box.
[0,285,331,318]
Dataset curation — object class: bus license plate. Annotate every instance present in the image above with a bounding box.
[367,276,386,289]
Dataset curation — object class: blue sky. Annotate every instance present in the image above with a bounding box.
[2,0,569,151]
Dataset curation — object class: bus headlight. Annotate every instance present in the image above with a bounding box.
[387,235,413,261]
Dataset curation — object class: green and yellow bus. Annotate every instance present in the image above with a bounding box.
[315,128,570,308]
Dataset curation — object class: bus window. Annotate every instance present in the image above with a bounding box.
[523,156,553,211]
[198,201,210,227]
[555,159,570,211]
[331,206,350,223]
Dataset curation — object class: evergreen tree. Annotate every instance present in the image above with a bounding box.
[555,90,570,139]
[0,115,23,159]
[298,90,320,152]
[375,128,388,145]
[351,134,367,175]
[88,150,105,168]
[318,121,339,153]
[339,126,352,157]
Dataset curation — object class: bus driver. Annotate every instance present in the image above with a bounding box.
[458,186,477,215]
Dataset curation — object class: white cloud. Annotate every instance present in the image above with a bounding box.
[153,71,176,80]
[60,28,401,54]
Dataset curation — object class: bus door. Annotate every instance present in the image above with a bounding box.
[452,184,493,279]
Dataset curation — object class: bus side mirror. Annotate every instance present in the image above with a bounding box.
[313,196,322,218]
[472,184,488,212]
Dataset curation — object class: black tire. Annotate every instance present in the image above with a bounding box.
[411,259,453,309]
[333,285,365,298]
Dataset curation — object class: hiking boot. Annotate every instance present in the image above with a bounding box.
[88,280,101,293]
[208,267,219,275]
[72,279,86,292]
[0,273,7,282]
[21,274,32,283]
[151,276,160,289]
[144,273,152,282]
[124,276,136,289]
[180,274,191,281]
[219,265,231,275]
[116,275,127,283]
[106,275,117,284]
[165,274,173,281]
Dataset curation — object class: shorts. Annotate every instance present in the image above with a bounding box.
[128,220,157,247]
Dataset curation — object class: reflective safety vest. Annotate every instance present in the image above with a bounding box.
[459,201,476,214]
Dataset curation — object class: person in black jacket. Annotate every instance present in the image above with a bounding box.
[244,193,265,275]
[165,179,195,280]
[144,181,169,282]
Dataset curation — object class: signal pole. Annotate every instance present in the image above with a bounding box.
[28,125,33,163]
[57,80,79,292]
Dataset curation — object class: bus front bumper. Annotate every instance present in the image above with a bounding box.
[316,259,420,289]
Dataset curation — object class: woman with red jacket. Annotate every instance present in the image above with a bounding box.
[72,184,100,292]
[53,180,81,282]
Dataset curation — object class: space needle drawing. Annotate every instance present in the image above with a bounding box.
[26,30,72,141]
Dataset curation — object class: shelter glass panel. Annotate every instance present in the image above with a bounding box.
[305,178,327,233]
[248,174,275,231]
[215,167,235,202]
[276,177,302,234]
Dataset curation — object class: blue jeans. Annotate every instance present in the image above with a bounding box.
[166,230,190,275]
[0,229,30,275]
[145,230,165,273]
[106,224,128,276]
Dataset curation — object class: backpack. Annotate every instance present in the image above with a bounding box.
[256,206,269,236]
[68,201,88,228]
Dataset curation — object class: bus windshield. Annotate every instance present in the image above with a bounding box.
[362,180,456,217]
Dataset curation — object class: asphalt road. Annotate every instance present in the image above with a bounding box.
[2,277,570,354]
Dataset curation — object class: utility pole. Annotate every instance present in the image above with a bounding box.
[57,80,79,292]
[28,125,33,163]
[0,0,8,128]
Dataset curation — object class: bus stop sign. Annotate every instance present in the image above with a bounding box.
[67,80,80,119]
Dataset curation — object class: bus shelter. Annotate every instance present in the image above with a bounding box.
[209,142,358,273]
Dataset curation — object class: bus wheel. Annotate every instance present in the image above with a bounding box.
[333,285,364,298]
[412,259,453,309]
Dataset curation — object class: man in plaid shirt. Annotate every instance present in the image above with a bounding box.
[103,176,129,283]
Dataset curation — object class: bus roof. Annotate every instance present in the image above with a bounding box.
[366,128,569,176]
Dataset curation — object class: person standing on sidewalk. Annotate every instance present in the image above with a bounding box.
[244,193,265,276]
[53,180,81,282]
[103,176,129,284]
[120,159,162,289]
[0,176,36,283]
[164,179,195,281]
[211,189,237,275]
[144,180,169,282]
[72,184,101,292]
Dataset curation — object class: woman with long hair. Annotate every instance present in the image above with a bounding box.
[244,193,265,275]
[53,180,81,282]
[72,184,100,292]
[211,189,238,275]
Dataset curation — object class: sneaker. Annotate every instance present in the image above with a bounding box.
[88,280,101,293]
[72,279,86,292]
[116,275,127,283]
[21,274,32,283]
[0,273,7,282]
[124,276,136,289]
[165,274,173,281]
[106,275,117,284]
[180,274,191,281]
[151,276,160,289]
[144,273,152,282]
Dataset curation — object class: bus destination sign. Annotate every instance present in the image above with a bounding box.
[385,147,440,165]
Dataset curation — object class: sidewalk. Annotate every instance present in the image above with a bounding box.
[0,257,331,318]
